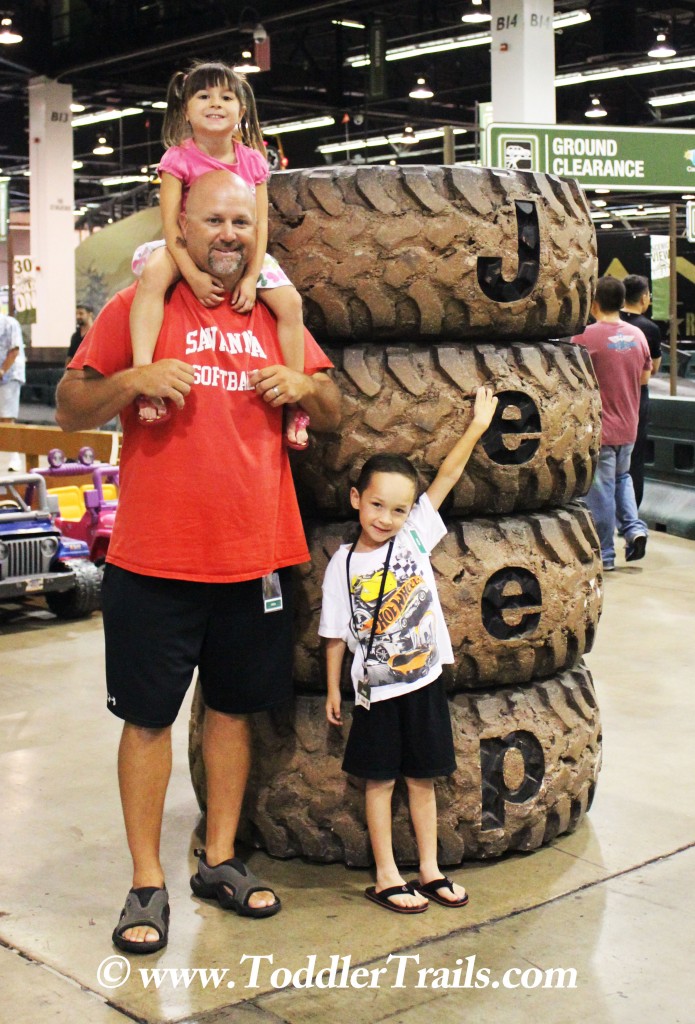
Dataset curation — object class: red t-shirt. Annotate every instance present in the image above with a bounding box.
[571,319,652,446]
[69,283,332,582]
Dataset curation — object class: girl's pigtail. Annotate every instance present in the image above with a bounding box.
[239,79,266,160]
[161,71,188,149]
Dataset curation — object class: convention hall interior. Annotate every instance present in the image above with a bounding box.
[1,2,694,1022]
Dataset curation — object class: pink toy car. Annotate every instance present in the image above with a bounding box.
[32,448,119,566]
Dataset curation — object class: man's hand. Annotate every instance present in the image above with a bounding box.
[189,270,225,308]
[133,360,195,410]
[230,274,257,314]
[250,365,314,407]
[56,360,196,433]
[250,366,341,432]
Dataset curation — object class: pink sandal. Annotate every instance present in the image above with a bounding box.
[285,410,310,451]
[135,395,171,425]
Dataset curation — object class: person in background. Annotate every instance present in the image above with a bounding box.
[0,311,26,472]
[571,276,652,571]
[66,305,95,364]
[620,275,662,508]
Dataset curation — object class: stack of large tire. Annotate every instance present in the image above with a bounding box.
[189,165,603,864]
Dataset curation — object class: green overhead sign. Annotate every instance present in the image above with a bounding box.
[486,123,695,192]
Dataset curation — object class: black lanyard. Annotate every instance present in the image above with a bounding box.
[346,538,395,664]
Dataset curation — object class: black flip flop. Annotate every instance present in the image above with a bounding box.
[364,882,428,914]
[412,877,469,907]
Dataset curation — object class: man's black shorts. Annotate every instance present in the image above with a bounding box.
[102,564,294,727]
[342,676,456,780]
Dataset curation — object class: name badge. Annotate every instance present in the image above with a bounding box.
[262,572,283,613]
[356,672,371,710]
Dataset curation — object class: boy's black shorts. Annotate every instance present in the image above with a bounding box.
[342,676,456,780]
[101,564,294,728]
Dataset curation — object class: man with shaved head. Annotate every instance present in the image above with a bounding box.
[56,171,341,952]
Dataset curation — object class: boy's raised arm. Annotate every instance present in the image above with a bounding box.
[426,387,498,511]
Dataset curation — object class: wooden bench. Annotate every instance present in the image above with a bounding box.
[0,423,121,475]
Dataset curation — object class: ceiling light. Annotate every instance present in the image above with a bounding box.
[601,223,614,229]
[151,101,168,110]
[548,9,592,29]
[93,135,114,155]
[409,76,434,99]
[262,115,336,134]
[461,0,491,24]
[70,102,85,113]
[101,175,149,186]
[331,18,366,29]
[585,95,607,118]
[317,126,467,155]
[556,54,695,87]
[397,125,418,145]
[592,199,607,208]
[595,187,611,194]
[72,108,143,128]
[347,28,489,65]
[648,28,676,60]
[233,50,261,73]
[609,205,670,217]
[683,193,695,200]
[0,15,22,44]
[347,9,590,66]
[648,89,695,108]
[72,160,84,170]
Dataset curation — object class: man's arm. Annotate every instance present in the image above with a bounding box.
[0,346,19,378]
[426,387,498,511]
[55,360,195,432]
[250,366,341,432]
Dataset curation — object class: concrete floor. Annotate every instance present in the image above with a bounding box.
[1,475,694,1023]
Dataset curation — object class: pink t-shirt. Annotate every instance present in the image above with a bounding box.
[571,320,652,446]
[159,138,269,207]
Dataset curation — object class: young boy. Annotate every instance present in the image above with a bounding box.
[319,387,498,914]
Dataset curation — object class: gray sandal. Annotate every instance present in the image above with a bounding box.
[112,886,169,954]
[190,852,281,918]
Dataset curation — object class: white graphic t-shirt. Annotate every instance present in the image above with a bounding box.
[319,493,453,703]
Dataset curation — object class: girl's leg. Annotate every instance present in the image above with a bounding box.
[129,247,180,421]
[258,285,309,448]
[365,778,428,910]
[405,776,467,903]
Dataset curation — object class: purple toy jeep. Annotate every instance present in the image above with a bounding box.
[32,447,119,566]
[0,472,101,619]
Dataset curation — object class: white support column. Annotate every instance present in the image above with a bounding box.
[490,0,556,125]
[28,76,75,349]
